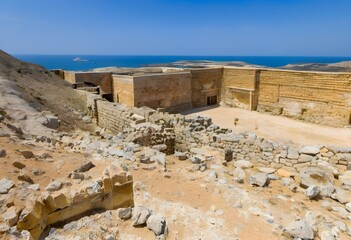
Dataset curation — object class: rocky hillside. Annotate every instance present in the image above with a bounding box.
[0,50,87,131]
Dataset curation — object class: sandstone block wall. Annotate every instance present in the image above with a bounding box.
[96,101,143,133]
[222,68,259,110]
[112,75,135,106]
[113,73,193,113]
[190,68,222,108]
[62,71,113,95]
[133,72,193,113]
[257,69,351,126]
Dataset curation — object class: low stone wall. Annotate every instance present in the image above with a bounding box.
[85,92,351,171]
[16,166,133,239]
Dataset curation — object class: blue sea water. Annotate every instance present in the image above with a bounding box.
[14,55,351,71]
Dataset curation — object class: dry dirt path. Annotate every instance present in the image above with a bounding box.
[183,105,351,147]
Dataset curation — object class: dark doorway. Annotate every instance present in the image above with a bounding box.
[207,95,217,105]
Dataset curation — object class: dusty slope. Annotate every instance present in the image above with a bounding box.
[0,50,87,131]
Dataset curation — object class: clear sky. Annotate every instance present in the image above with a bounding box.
[0,0,350,56]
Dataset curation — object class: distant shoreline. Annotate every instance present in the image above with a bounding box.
[14,55,351,72]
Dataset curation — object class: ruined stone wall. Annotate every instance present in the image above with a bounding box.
[62,71,112,95]
[257,69,351,126]
[112,75,135,106]
[133,72,192,113]
[16,166,133,239]
[96,100,142,133]
[63,71,76,84]
[74,72,112,95]
[221,68,259,110]
[190,68,223,108]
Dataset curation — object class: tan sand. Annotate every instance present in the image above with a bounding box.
[183,105,351,147]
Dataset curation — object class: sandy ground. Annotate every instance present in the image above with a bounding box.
[183,105,351,147]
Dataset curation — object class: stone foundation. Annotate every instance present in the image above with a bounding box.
[16,166,133,239]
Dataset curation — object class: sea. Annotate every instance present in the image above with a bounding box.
[14,55,351,71]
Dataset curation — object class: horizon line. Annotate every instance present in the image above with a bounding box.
[11,53,351,58]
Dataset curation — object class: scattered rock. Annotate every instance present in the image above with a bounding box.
[234,160,253,169]
[300,167,334,196]
[32,168,45,176]
[132,206,152,226]
[334,188,351,204]
[0,223,10,233]
[118,207,132,220]
[12,161,26,169]
[146,213,167,236]
[27,184,40,191]
[331,207,350,219]
[286,219,314,239]
[277,168,296,177]
[346,202,351,212]
[300,146,320,155]
[20,151,35,159]
[339,171,351,187]
[18,173,34,184]
[0,178,14,194]
[44,115,60,129]
[0,149,6,158]
[82,116,92,123]
[287,148,299,159]
[3,206,19,226]
[305,185,320,200]
[233,167,246,183]
[74,161,95,173]
[257,167,276,174]
[45,180,62,192]
[249,173,269,187]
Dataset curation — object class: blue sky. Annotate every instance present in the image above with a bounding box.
[0,0,350,56]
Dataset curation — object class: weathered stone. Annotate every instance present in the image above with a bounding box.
[45,180,62,192]
[335,188,351,204]
[299,154,313,163]
[32,168,45,176]
[70,172,85,180]
[277,168,296,177]
[305,185,320,200]
[21,151,35,159]
[85,181,102,195]
[233,167,246,183]
[3,206,19,226]
[249,173,269,187]
[331,207,349,219]
[224,149,233,162]
[346,202,351,212]
[286,219,314,239]
[18,173,34,184]
[13,161,26,169]
[82,115,92,123]
[0,149,6,158]
[0,178,14,194]
[300,167,334,196]
[118,207,132,220]
[27,184,40,191]
[257,167,276,174]
[300,146,320,155]
[175,151,187,161]
[74,161,95,173]
[44,115,60,129]
[132,206,152,226]
[287,148,299,159]
[234,160,253,169]
[0,223,10,233]
[146,213,167,236]
[339,171,351,187]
